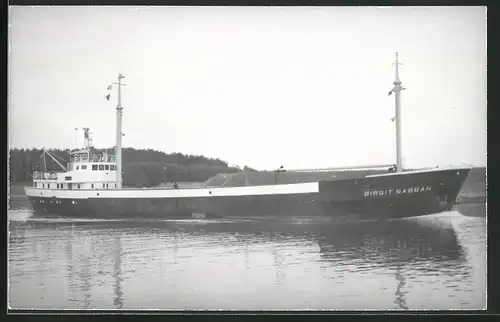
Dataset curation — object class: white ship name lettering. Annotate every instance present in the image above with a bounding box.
[364,185,431,197]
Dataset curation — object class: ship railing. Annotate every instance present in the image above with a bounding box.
[33,172,58,180]
[141,182,208,190]
[283,164,396,173]
[71,154,116,163]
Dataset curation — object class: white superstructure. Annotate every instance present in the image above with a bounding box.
[32,128,119,190]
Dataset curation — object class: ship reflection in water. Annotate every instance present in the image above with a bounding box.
[8,207,486,310]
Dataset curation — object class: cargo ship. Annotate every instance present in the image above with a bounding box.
[24,53,470,220]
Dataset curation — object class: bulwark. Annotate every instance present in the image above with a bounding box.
[364,186,432,197]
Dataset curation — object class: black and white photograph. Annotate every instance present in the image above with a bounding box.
[7,6,487,311]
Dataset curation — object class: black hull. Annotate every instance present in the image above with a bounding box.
[26,168,470,220]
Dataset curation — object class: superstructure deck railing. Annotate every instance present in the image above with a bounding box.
[70,153,116,163]
[33,172,58,180]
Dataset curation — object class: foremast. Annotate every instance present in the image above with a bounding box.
[391,52,405,173]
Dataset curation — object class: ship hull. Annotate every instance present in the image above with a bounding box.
[25,168,470,221]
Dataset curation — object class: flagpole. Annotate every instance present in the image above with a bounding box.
[116,73,125,189]
[393,53,403,173]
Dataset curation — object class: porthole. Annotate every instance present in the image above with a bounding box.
[72,201,75,204]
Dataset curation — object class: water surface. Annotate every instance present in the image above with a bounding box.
[8,206,486,310]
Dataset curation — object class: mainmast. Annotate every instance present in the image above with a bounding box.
[392,52,404,173]
[115,74,125,189]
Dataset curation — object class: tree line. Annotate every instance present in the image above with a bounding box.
[9,148,256,187]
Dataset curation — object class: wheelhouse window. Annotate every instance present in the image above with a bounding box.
[42,183,45,188]
[110,165,115,171]
[105,165,109,171]
[76,165,79,170]
[91,183,94,189]
[92,165,98,171]
[81,165,87,170]
[77,184,81,189]
[48,184,50,189]
[99,165,104,171]
[102,183,106,188]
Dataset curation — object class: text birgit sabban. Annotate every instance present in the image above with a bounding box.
[364,186,432,197]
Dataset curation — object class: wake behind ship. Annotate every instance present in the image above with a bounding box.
[24,54,471,220]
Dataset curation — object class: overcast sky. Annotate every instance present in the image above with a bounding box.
[9,6,486,170]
